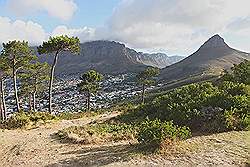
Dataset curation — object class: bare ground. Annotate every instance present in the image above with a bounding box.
[0,112,249,167]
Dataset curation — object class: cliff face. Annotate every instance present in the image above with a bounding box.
[136,53,184,68]
[160,35,250,81]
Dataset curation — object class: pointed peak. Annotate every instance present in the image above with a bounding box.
[200,34,229,49]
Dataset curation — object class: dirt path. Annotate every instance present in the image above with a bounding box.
[0,112,249,167]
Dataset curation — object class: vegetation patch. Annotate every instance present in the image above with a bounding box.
[1,111,58,129]
[54,123,136,144]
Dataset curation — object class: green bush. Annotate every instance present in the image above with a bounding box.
[117,80,249,133]
[3,111,57,129]
[224,108,250,131]
[137,118,191,146]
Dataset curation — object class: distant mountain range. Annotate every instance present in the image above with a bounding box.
[160,34,250,82]
[38,40,184,76]
[136,53,184,68]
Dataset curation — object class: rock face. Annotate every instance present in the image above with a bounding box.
[160,34,250,81]
[38,40,183,76]
[136,53,184,69]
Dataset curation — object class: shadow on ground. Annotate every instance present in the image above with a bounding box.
[45,144,140,167]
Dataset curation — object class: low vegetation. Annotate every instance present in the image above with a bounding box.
[0,111,57,129]
[55,123,135,144]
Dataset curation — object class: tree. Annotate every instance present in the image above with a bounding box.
[0,55,10,121]
[19,62,50,111]
[77,70,103,111]
[37,35,80,113]
[1,41,35,112]
[137,67,160,104]
[0,70,7,121]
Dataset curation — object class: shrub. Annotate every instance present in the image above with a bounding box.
[2,111,57,129]
[224,108,250,131]
[137,118,191,147]
[118,81,249,133]
[218,81,250,96]
[55,123,136,144]
[5,112,30,129]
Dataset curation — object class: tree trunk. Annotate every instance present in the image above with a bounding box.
[33,92,36,112]
[142,84,145,104]
[29,94,33,111]
[13,70,20,112]
[0,79,3,121]
[49,51,59,113]
[0,78,7,120]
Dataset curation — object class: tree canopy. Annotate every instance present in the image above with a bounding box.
[37,35,80,55]
[78,70,103,95]
[137,67,160,86]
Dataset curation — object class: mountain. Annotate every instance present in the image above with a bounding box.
[136,53,184,68]
[38,40,182,76]
[160,35,250,81]
[38,41,145,76]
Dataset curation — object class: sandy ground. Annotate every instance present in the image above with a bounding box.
[0,112,249,167]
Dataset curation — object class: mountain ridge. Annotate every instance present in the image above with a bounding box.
[160,34,250,81]
[37,40,183,76]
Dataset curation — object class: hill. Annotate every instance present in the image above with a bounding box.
[160,35,250,82]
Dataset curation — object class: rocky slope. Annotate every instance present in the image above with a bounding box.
[160,35,250,81]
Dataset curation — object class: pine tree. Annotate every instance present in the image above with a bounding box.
[1,41,35,112]
[77,70,103,111]
[137,67,160,104]
[37,36,80,113]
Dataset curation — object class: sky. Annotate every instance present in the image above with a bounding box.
[0,0,250,56]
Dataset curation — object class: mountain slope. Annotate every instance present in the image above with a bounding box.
[160,35,250,81]
[136,53,184,68]
[38,41,146,76]
[38,40,183,76]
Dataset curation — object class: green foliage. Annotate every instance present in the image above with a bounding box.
[137,118,191,146]
[37,35,80,55]
[118,81,249,133]
[2,111,57,129]
[77,70,103,94]
[1,40,36,72]
[223,108,249,130]
[137,67,160,86]
[222,60,250,84]
[19,62,50,96]
[57,111,99,120]
[218,81,250,96]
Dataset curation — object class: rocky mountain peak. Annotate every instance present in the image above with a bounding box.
[200,34,229,49]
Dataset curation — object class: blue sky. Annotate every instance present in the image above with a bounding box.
[0,0,121,31]
[0,0,249,55]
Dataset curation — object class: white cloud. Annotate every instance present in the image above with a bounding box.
[7,0,77,21]
[0,16,47,46]
[0,17,97,46]
[52,25,96,42]
[105,0,250,54]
